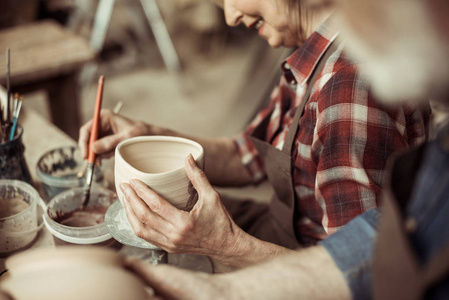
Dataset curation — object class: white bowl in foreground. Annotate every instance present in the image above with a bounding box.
[115,136,204,211]
[1,247,149,300]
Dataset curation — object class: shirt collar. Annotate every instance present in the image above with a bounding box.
[284,17,339,87]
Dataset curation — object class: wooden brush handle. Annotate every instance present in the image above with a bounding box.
[88,76,105,164]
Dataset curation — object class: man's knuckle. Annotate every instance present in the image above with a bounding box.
[204,189,219,201]
[170,233,184,246]
[139,213,150,225]
[149,199,160,212]
[134,227,145,239]
[180,220,193,233]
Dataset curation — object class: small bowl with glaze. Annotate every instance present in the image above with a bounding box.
[114,136,204,211]
[36,146,106,202]
[43,186,117,247]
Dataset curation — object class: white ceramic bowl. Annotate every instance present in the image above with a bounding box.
[115,136,204,211]
[1,247,150,300]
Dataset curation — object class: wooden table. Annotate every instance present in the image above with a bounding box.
[0,20,95,139]
[0,107,212,274]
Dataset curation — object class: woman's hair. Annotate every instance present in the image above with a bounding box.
[280,0,313,44]
[284,0,301,11]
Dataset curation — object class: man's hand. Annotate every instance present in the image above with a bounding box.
[125,258,229,300]
[119,154,246,263]
[78,109,149,160]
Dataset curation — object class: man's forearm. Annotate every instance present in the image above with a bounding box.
[126,245,350,300]
[222,246,351,300]
[210,230,295,270]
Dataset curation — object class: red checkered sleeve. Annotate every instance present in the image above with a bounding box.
[297,64,427,240]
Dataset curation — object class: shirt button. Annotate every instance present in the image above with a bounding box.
[404,216,418,233]
[290,79,297,85]
[284,63,291,70]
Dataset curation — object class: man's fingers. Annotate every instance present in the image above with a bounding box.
[125,260,198,300]
[185,154,216,198]
[129,179,184,225]
[120,182,172,229]
[120,185,169,248]
[92,133,123,155]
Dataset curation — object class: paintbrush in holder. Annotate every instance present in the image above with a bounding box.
[0,124,31,183]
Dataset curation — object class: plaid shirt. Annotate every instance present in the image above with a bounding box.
[234,20,428,245]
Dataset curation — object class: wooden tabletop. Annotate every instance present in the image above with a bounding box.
[0,20,94,86]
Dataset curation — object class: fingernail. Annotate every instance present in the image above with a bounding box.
[186,154,194,166]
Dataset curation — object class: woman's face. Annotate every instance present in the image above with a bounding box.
[217,0,302,48]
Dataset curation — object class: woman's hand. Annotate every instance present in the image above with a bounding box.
[119,154,246,262]
[78,109,149,160]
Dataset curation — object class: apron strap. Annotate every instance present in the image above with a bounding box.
[282,39,341,154]
[421,100,432,139]
[423,242,449,290]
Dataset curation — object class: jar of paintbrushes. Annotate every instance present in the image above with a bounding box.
[1,48,31,183]
[0,95,31,183]
[0,126,31,183]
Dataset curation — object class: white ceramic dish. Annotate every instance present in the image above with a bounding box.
[114,136,204,211]
[1,247,150,300]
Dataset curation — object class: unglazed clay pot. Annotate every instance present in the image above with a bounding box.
[115,136,204,211]
[1,247,150,300]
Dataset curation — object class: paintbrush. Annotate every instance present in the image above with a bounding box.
[9,95,22,141]
[76,100,123,179]
[82,76,105,207]
[6,49,11,131]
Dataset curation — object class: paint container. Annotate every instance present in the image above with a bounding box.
[0,126,31,184]
[36,146,106,202]
[43,186,118,248]
[0,180,43,256]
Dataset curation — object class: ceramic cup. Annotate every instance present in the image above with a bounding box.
[1,247,150,300]
[114,136,204,211]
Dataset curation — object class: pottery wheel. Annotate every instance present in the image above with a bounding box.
[105,200,161,250]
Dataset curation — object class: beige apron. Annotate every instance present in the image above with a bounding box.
[223,41,340,249]
[373,144,449,299]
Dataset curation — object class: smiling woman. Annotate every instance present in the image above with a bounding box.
[78,0,429,270]
[220,0,322,47]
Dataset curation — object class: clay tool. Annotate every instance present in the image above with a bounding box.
[9,95,22,141]
[82,76,105,207]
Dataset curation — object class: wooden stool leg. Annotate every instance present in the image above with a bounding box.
[47,73,81,140]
